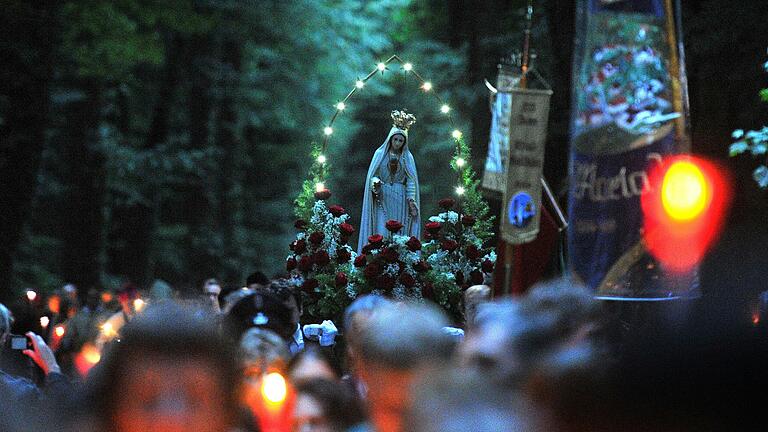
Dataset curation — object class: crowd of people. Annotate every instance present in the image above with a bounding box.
[1,273,767,432]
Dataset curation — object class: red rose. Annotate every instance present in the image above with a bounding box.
[367,234,384,247]
[376,275,395,291]
[382,247,399,263]
[465,245,481,260]
[313,250,330,267]
[354,254,367,267]
[406,236,422,252]
[413,260,431,273]
[314,189,331,200]
[291,239,307,254]
[339,223,355,236]
[302,278,319,294]
[482,259,494,273]
[462,215,476,226]
[423,232,434,241]
[362,244,373,254]
[298,256,313,272]
[425,222,442,234]
[294,219,308,230]
[470,270,484,285]
[364,262,381,279]
[309,231,325,245]
[438,198,456,210]
[385,220,404,233]
[286,257,297,271]
[329,205,346,217]
[336,248,352,264]
[441,240,459,252]
[399,273,416,288]
[421,282,434,299]
[335,272,348,288]
[454,271,465,285]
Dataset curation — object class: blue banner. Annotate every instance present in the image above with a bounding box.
[568,0,695,299]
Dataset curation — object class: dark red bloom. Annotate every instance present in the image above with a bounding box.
[362,244,373,254]
[364,262,381,279]
[294,219,308,230]
[413,260,431,273]
[465,245,481,260]
[335,272,348,288]
[454,271,465,285]
[423,232,434,241]
[336,248,352,264]
[462,215,476,226]
[376,275,396,291]
[314,189,331,200]
[406,236,422,252]
[329,205,346,217]
[470,270,484,285]
[438,198,456,210]
[301,278,319,294]
[367,234,384,247]
[482,259,494,273]
[441,240,459,252]
[298,256,313,272]
[339,223,355,236]
[399,273,416,288]
[291,239,307,254]
[421,282,434,299]
[313,250,330,267]
[385,219,404,233]
[286,257,297,272]
[354,254,367,267]
[425,222,442,234]
[309,231,325,245]
[381,247,399,263]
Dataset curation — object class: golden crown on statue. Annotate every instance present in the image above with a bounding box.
[391,109,416,130]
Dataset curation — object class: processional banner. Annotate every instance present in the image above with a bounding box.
[501,88,552,245]
[568,0,694,299]
[483,67,520,193]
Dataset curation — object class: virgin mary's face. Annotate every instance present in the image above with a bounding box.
[390,134,406,151]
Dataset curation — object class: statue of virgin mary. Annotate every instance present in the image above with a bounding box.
[358,110,421,253]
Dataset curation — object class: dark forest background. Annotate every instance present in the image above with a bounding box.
[2,0,767,305]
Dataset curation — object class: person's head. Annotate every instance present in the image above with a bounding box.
[357,301,454,432]
[343,295,392,358]
[225,290,294,343]
[293,378,367,432]
[463,284,493,328]
[85,303,238,432]
[265,278,302,328]
[245,271,269,290]
[238,327,291,378]
[222,287,253,314]
[389,133,406,152]
[288,347,340,385]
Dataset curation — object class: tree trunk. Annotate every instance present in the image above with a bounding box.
[0,1,59,303]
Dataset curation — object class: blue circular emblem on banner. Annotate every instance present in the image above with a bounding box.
[507,192,536,228]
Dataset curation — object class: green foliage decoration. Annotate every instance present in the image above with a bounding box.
[729,57,768,188]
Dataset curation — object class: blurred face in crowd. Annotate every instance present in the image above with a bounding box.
[358,363,414,432]
[293,393,331,432]
[458,321,520,380]
[111,353,231,432]
[389,134,405,152]
[47,295,61,314]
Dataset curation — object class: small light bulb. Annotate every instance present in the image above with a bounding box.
[422,82,432,92]
[452,130,462,139]
[55,325,65,337]
[101,322,113,336]
[377,62,386,71]
[133,298,145,312]
[440,104,450,114]
[315,182,325,193]
[456,158,466,167]
[403,62,413,71]
[324,126,333,136]
[336,102,346,111]
[261,372,288,404]
[40,316,50,328]
[456,186,466,196]
[317,154,327,164]
[355,80,365,89]
[26,290,37,301]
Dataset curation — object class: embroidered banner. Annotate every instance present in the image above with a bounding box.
[483,67,520,193]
